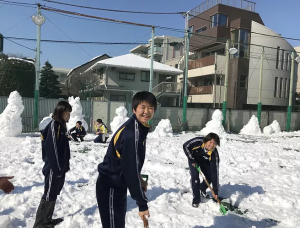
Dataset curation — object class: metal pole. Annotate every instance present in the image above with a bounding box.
[33,4,42,129]
[182,12,190,131]
[213,52,217,108]
[149,26,155,92]
[286,51,295,132]
[219,74,222,108]
[222,40,229,127]
[257,46,264,125]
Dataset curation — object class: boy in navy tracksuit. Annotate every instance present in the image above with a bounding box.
[183,133,220,208]
[33,101,72,228]
[96,91,157,228]
[68,121,86,142]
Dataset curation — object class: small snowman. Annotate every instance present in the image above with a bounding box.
[110,106,129,135]
[67,96,89,131]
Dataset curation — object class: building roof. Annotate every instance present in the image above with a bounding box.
[85,54,183,74]
[67,54,110,77]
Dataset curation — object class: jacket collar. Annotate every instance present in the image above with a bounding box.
[132,114,151,132]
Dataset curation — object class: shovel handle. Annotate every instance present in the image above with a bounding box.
[143,216,149,228]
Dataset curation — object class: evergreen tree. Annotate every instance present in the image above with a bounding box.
[39,61,61,98]
[0,53,35,97]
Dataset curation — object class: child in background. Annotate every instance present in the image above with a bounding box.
[93,119,109,143]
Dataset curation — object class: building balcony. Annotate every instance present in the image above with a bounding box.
[187,84,225,104]
[188,55,226,78]
[148,46,163,56]
[188,85,213,95]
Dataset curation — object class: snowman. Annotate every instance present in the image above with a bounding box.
[67,96,89,131]
[0,91,24,137]
[200,109,226,136]
[110,106,129,135]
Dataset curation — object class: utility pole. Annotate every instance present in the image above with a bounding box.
[213,52,217,108]
[32,3,45,129]
[182,11,190,131]
[222,40,230,127]
[149,26,155,92]
[257,47,264,125]
[286,51,295,132]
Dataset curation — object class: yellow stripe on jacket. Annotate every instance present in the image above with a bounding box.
[114,126,125,158]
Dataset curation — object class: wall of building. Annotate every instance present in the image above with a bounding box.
[295,46,300,94]
[248,21,297,107]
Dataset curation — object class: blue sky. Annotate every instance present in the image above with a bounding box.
[1,0,300,69]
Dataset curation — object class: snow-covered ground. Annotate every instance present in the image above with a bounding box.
[1,131,300,228]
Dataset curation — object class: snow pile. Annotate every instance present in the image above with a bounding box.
[0,91,24,137]
[263,120,281,135]
[148,119,173,138]
[240,115,262,135]
[110,106,129,135]
[200,109,226,136]
[67,97,88,131]
[39,113,53,131]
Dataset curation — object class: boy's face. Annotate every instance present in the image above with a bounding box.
[62,111,71,122]
[133,101,155,124]
[204,139,217,151]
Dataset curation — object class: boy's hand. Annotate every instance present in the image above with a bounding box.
[0,176,14,193]
[212,193,218,200]
[192,163,196,167]
[139,210,150,221]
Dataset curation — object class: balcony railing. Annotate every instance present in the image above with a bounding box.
[188,55,215,70]
[188,85,213,95]
[152,82,182,97]
[189,0,255,18]
[148,46,163,55]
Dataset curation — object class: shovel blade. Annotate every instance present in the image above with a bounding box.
[219,204,228,215]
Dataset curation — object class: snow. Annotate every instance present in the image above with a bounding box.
[240,115,262,135]
[8,57,35,65]
[199,109,226,136]
[148,119,173,138]
[85,54,183,74]
[67,97,89,131]
[39,114,53,131]
[110,106,129,135]
[0,91,24,137]
[263,120,281,135]
[1,130,300,227]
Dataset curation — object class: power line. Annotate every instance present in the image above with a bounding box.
[42,0,185,15]
[4,37,36,52]
[2,15,32,34]
[0,0,35,8]
[45,16,92,58]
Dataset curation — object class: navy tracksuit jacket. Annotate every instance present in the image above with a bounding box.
[96,114,149,228]
[68,125,86,141]
[41,120,70,201]
[183,137,220,203]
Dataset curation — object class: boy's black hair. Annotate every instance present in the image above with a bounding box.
[96,119,103,124]
[52,101,72,126]
[76,121,82,126]
[132,91,157,111]
[203,133,220,146]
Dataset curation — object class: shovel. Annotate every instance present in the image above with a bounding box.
[194,164,228,215]
[141,174,149,227]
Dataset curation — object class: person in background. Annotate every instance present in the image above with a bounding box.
[183,133,220,208]
[33,101,72,228]
[0,176,14,193]
[93,119,109,143]
[68,121,86,142]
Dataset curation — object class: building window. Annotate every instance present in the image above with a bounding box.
[274,77,278,97]
[279,78,283,98]
[240,75,248,88]
[173,44,180,58]
[210,14,228,28]
[188,25,193,36]
[276,46,280,69]
[141,71,150,82]
[283,78,287,98]
[175,64,178,69]
[110,94,126,101]
[99,68,104,79]
[231,29,250,58]
[119,72,135,81]
[196,26,207,34]
[286,53,289,71]
[281,50,285,70]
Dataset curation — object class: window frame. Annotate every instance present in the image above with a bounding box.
[141,71,150,82]
[119,72,135,81]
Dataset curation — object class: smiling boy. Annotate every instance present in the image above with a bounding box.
[96,91,157,228]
